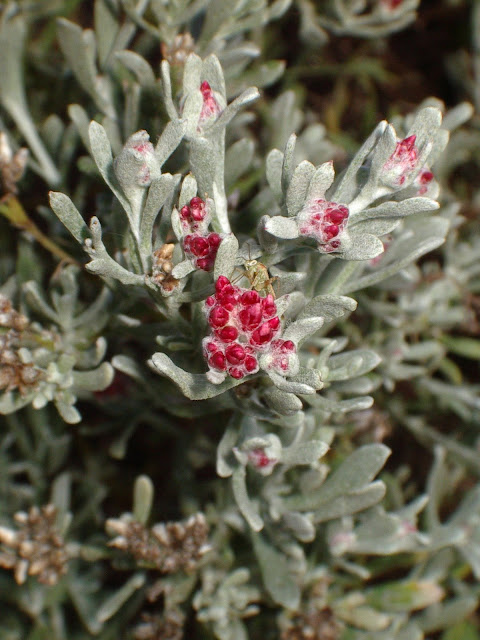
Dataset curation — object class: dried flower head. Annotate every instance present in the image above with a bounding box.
[106,512,210,573]
[161,33,195,66]
[281,607,342,640]
[0,294,29,332]
[133,610,185,640]
[152,243,179,292]
[0,336,43,394]
[0,301,43,395]
[0,132,28,195]
[351,408,393,444]
[0,504,68,585]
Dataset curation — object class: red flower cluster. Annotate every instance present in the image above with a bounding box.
[180,197,223,271]
[298,199,349,252]
[203,276,283,381]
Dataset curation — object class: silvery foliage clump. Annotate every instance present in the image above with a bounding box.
[0,267,114,423]
[0,1,479,639]
[296,0,421,44]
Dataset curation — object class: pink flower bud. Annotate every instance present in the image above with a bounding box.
[225,343,246,365]
[179,196,210,234]
[189,196,207,221]
[180,205,191,219]
[209,351,226,371]
[190,236,210,257]
[208,233,222,249]
[321,239,342,253]
[209,306,229,328]
[244,355,259,372]
[325,206,348,224]
[262,294,276,318]
[196,258,209,270]
[279,340,295,352]
[229,367,245,380]
[250,320,279,346]
[218,326,239,342]
[396,135,417,161]
[215,278,239,306]
[268,317,280,330]
[323,224,339,240]
[240,290,261,306]
[216,276,232,293]
[239,304,263,331]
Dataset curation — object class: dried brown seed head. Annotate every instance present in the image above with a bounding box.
[161,33,195,66]
[107,512,209,574]
[152,244,179,292]
[0,133,28,195]
[0,505,68,585]
[281,607,342,640]
[133,610,185,640]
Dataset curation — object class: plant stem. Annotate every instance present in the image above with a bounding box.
[8,103,61,187]
[316,257,360,295]
[0,195,78,265]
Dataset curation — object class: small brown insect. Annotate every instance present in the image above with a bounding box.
[244,258,276,298]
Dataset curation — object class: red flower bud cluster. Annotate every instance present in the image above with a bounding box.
[180,196,209,232]
[383,135,419,186]
[180,197,223,271]
[203,276,282,381]
[130,140,156,185]
[199,81,221,126]
[298,199,349,252]
[184,233,222,271]
[416,169,434,195]
[247,448,278,473]
[263,339,297,374]
[114,130,160,189]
